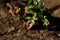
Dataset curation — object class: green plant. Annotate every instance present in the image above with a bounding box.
[24,0,49,29]
[43,16,49,27]
[25,12,37,24]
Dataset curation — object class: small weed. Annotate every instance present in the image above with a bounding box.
[24,0,49,29]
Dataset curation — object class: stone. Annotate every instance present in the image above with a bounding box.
[42,0,60,9]
[51,8,60,17]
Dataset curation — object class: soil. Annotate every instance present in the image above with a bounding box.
[0,0,60,40]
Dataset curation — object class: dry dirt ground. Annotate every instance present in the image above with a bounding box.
[0,1,60,40]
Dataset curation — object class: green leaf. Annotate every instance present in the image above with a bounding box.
[33,0,38,5]
[28,5,35,9]
[28,0,32,4]
[25,17,31,19]
[45,19,49,23]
